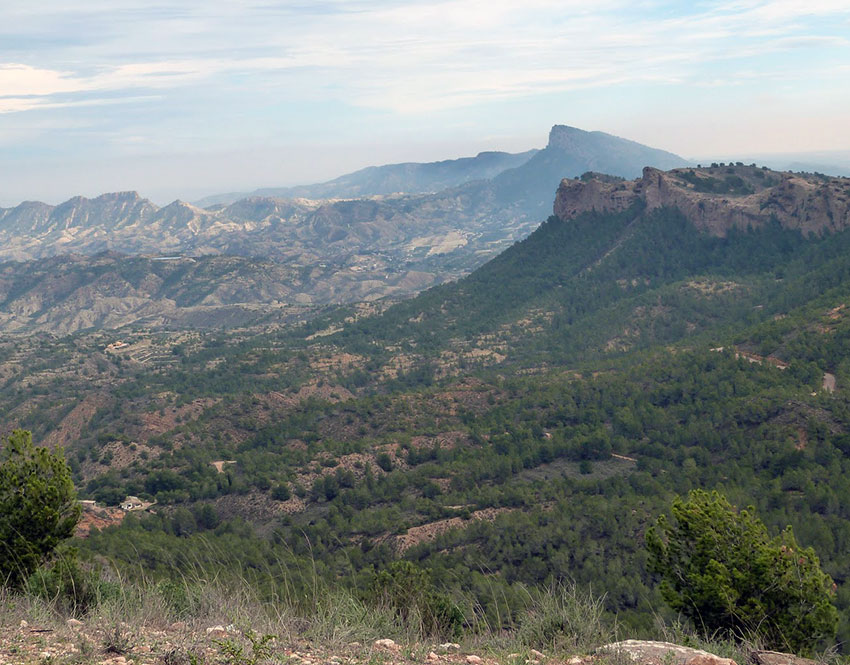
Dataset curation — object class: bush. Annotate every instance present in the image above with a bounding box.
[271,483,291,502]
[516,582,612,653]
[369,560,463,638]
[646,490,838,655]
[26,550,119,616]
[0,430,80,589]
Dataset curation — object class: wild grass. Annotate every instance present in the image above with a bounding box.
[514,582,614,654]
[2,558,843,664]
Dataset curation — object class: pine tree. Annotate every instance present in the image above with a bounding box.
[0,430,80,588]
[646,490,837,655]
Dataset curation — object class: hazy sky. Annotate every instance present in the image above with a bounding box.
[2,0,850,205]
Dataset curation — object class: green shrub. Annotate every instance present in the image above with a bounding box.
[516,582,612,653]
[369,560,463,638]
[26,549,120,616]
[646,490,838,655]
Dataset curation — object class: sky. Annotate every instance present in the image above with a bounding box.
[2,0,850,206]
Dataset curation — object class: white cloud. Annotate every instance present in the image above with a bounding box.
[1,0,849,203]
[3,0,849,116]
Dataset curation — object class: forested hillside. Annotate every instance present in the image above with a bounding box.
[4,190,850,649]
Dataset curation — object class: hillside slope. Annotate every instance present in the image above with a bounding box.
[322,165,850,361]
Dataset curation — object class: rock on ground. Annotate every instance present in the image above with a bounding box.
[597,641,736,665]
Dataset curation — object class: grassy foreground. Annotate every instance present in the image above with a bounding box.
[0,570,783,665]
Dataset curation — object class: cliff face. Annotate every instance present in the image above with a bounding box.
[554,165,850,235]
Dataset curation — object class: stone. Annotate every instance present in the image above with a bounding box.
[428,652,441,661]
[687,656,736,665]
[66,618,83,629]
[19,619,28,629]
[205,625,228,638]
[750,652,818,665]
[440,643,461,651]
[597,641,736,665]
[553,167,850,238]
[530,650,546,659]
[467,656,483,664]
[374,639,399,650]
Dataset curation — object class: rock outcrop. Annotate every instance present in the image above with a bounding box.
[597,641,736,665]
[554,165,850,236]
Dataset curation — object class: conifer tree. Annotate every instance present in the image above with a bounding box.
[0,430,80,588]
[646,490,837,655]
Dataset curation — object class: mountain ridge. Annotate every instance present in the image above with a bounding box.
[0,126,689,303]
[194,149,540,207]
[553,164,850,235]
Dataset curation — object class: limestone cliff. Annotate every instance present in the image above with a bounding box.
[554,165,850,236]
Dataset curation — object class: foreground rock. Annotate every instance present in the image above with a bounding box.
[597,640,736,665]
[750,651,818,665]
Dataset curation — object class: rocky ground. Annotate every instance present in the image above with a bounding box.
[0,615,820,665]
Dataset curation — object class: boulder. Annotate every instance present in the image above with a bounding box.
[750,651,818,665]
[597,641,737,665]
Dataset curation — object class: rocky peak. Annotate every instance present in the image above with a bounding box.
[547,125,587,151]
[94,191,143,203]
[554,164,850,236]
[0,200,53,231]
[43,191,157,232]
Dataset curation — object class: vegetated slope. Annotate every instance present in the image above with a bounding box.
[70,288,850,647]
[9,166,850,650]
[196,149,540,205]
[325,165,850,362]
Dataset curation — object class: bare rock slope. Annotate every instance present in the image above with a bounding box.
[554,165,850,235]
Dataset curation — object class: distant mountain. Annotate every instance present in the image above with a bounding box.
[486,125,688,218]
[0,252,430,334]
[0,125,689,308]
[194,149,539,207]
[196,125,688,217]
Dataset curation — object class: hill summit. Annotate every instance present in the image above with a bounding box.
[554,164,850,235]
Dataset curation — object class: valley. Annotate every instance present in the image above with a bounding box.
[3,140,850,653]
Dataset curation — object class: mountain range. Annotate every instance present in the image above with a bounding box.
[0,126,686,265]
[5,153,850,646]
[2,164,846,335]
[193,149,540,206]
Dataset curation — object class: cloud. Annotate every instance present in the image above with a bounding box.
[2,0,849,118]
